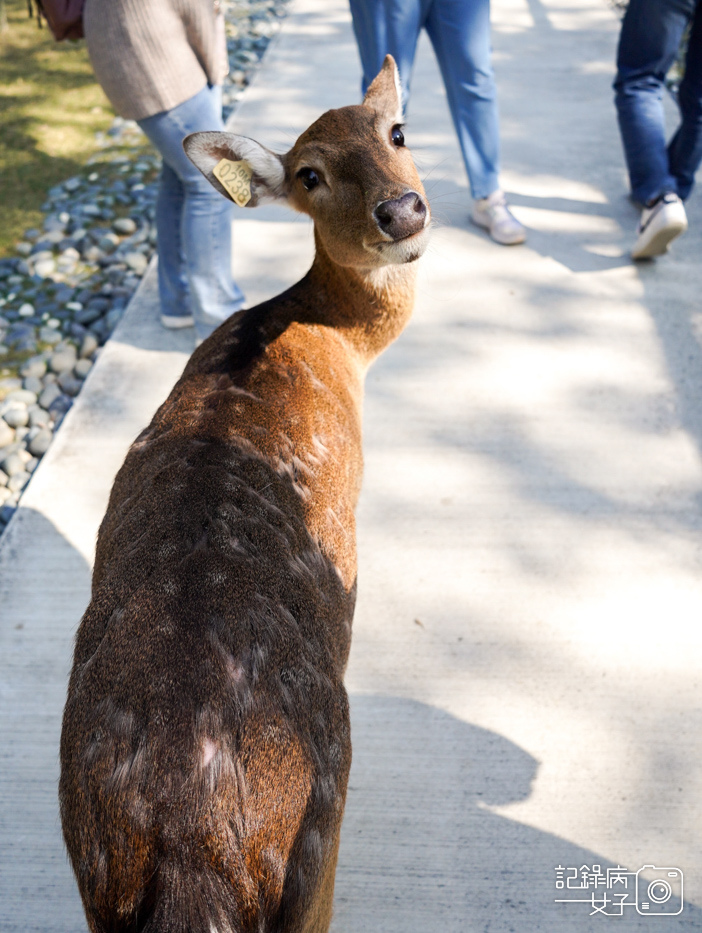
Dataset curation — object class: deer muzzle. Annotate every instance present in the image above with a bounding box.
[374,191,428,241]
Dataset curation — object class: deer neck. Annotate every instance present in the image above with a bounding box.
[307,230,417,366]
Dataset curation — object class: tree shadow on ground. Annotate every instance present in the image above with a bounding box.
[333,695,700,932]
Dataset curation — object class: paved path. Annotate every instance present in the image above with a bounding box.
[1,0,701,930]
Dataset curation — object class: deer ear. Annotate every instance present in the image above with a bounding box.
[183,131,287,207]
[363,54,403,123]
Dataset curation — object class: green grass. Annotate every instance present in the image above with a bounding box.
[0,0,117,256]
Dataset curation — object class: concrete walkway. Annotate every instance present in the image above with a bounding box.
[1,0,701,929]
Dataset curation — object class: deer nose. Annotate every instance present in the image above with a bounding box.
[374,191,427,240]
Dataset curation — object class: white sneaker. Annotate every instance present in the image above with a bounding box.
[632,193,687,260]
[160,312,194,329]
[471,190,526,245]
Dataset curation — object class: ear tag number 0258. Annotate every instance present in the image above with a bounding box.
[213,158,253,207]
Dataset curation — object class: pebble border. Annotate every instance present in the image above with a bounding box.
[0,0,290,534]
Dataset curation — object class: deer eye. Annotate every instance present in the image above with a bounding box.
[297,168,320,191]
[391,125,405,147]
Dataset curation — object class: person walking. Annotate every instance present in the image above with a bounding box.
[614,0,702,260]
[83,0,246,342]
[349,0,526,246]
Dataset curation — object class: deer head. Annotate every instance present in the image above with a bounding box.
[183,56,430,271]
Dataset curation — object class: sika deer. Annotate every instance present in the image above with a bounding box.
[59,56,429,933]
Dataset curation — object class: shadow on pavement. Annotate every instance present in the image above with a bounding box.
[0,507,91,933]
[334,695,700,932]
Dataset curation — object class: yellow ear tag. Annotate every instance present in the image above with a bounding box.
[213,158,253,207]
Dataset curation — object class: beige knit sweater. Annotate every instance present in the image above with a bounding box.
[83,0,228,122]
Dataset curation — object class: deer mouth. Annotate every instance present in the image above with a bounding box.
[365,225,430,264]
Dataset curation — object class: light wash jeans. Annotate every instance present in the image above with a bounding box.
[138,84,245,341]
[349,0,500,199]
[614,0,702,205]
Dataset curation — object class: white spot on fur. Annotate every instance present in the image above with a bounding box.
[226,656,247,684]
[202,738,218,767]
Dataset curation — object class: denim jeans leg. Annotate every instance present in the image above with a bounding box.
[138,84,245,340]
[349,0,424,104]
[668,1,702,199]
[614,0,695,204]
[426,0,500,199]
[155,160,189,319]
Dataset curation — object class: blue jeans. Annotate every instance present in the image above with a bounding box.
[614,0,702,205]
[349,0,500,199]
[138,84,245,341]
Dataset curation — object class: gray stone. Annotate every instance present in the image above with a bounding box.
[38,383,62,410]
[80,333,99,359]
[34,258,57,279]
[0,377,22,396]
[0,421,13,447]
[27,428,53,457]
[31,245,54,259]
[49,349,77,374]
[23,376,44,395]
[5,389,37,406]
[74,359,93,379]
[48,398,72,428]
[16,242,32,257]
[0,487,11,507]
[0,468,7,486]
[27,406,51,429]
[63,177,81,193]
[6,326,35,349]
[113,217,137,235]
[1,452,24,477]
[87,297,111,313]
[75,306,104,326]
[105,307,124,330]
[125,251,148,274]
[98,233,120,252]
[82,246,103,264]
[39,327,63,345]
[44,215,66,233]
[20,357,47,379]
[7,470,31,493]
[3,407,29,429]
[26,457,39,473]
[57,372,82,397]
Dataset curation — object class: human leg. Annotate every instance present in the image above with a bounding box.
[668,0,702,199]
[348,0,424,104]
[425,0,499,199]
[138,83,245,340]
[614,0,695,205]
[424,0,524,243]
[152,160,192,326]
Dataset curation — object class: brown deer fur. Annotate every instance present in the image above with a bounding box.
[59,57,430,933]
